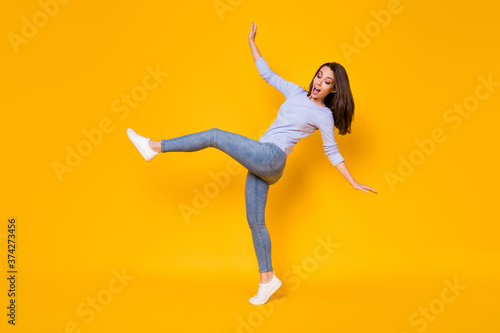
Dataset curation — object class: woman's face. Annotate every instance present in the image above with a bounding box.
[311,66,336,100]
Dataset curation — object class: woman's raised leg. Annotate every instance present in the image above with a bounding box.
[128,127,283,184]
[161,128,274,177]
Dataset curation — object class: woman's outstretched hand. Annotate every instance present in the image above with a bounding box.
[352,181,378,194]
[248,22,257,44]
[334,162,377,194]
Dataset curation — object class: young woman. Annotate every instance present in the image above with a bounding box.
[126,22,377,305]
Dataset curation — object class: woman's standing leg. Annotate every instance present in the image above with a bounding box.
[245,171,273,274]
[245,170,283,305]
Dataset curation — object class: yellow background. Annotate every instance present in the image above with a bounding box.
[1,0,499,332]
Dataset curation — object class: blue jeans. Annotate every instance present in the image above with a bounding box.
[161,128,287,273]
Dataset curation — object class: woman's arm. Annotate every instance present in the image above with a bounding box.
[335,161,378,194]
[249,22,301,98]
[248,22,262,61]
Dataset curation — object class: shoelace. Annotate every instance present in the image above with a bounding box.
[254,284,266,299]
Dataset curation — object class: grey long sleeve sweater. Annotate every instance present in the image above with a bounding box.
[255,57,344,167]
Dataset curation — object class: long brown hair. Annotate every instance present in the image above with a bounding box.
[306,62,354,135]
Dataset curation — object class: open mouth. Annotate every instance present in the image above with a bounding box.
[313,87,321,94]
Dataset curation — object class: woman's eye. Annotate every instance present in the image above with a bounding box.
[326,82,331,85]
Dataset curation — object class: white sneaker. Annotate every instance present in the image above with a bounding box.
[126,128,158,161]
[249,273,282,305]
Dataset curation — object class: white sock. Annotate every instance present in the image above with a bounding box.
[126,128,159,162]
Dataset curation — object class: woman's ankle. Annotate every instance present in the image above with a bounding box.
[149,140,162,153]
[260,271,274,284]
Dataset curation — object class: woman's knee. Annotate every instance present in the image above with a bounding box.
[206,128,223,147]
[208,127,223,135]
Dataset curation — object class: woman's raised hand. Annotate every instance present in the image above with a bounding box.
[248,22,257,44]
[248,22,262,61]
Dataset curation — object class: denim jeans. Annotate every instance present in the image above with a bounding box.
[161,128,287,273]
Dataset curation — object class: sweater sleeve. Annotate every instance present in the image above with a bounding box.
[318,113,344,167]
[255,57,302,99]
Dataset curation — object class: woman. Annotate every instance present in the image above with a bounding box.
[126,22,377,305]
